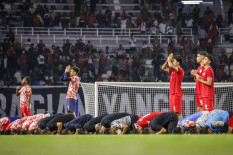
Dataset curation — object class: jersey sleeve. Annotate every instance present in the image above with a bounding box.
[71,76,78,83]
[27,87,32,96]
[177,67,183,74]
[168,68,172,74]
[206,68,214,79]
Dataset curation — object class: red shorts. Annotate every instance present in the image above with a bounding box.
[195,94,203,107]
[228,116,233,128]
[21,106,31,117]
[170,94,183,114]
[201,97,214,111]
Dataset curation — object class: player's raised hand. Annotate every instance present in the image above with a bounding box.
[196,75,202,81]
[168,53,173,61]
[191,70,197,76]
[65,65,71,72]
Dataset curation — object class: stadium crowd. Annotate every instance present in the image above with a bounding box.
[1,0,233,86]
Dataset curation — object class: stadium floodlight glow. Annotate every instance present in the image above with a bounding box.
[181,1,203,4]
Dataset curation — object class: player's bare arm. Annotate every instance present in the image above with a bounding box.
[156,128,167,135]
[27,95,31,113]
[16,86,21,96]
[196,76,212,86]
[167,53,178,72]
[121,124,128,134]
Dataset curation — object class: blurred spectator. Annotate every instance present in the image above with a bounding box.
[87,13,95,28]
[104,7,112,27]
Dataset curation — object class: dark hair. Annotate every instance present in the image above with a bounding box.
[142,128,149,134]
[173,56,182,65]
[189,128,197,134]
[200,127,208,134]
[4,130,11,135]
[104,128,111,134]
[41,129,49,135]
[61,129,69,135]
[24,77,30,84]
[198,51,208,57]
[206,54,214,63]
[131,129,139,134]
[19,129,28,135]
[172,127,181,134]
[71,66,80,74]
[33,129,41,135]
[77,129,85,135]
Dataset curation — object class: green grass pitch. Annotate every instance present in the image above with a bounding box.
[0,135,233,155]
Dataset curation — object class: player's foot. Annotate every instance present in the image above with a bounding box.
[211,121,224,128]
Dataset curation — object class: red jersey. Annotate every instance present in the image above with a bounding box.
[136,112,163,129]
[9,117,28,130]
[200,66,215,98]
[169,67,184,96]
[66,75,79,100]
[19,85,32,107]
[29,113,50,130]
[0,117,10,131]
[195,66,205,94]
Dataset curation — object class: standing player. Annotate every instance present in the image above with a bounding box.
[196,54,215,111]
[191,51,208,112]
[162,53,184,121]
[61,65,80,117]
[16,77,32,117]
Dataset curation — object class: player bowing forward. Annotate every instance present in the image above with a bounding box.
[61,65,80,117]
[16,77,32,117]
[162,53,184,121]
[196,54,215,111]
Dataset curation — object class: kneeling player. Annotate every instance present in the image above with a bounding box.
[57,114,93,135]
[143,112,178,134]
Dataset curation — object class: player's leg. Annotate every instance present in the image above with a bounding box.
[21,106,27,118]
[167,114,179,133]
[67,98,76,117]
[196,94,203,112]
[169,94,174,112]
[173,95,183,121]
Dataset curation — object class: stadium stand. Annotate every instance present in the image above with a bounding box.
[0,0,233,87]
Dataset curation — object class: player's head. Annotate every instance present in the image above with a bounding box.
[33,128,42,135]
[173,56,182,67]
[70,66,80,77]
[172,127,184,134]
[61,129,72,135]
[196,51,208,64]
[77,128,85,135]
[103,128,111,134]
[200,127,208,134]
[142,128,150,134]
[203,54,214,66]
[109,128,116,134]
[21,77,30,85]
[131,128,139,134]
[189,128,197,134]
[19,129,28,135]
[4,130,11,135]
[41,129,51,135]
[95,123,101,132]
